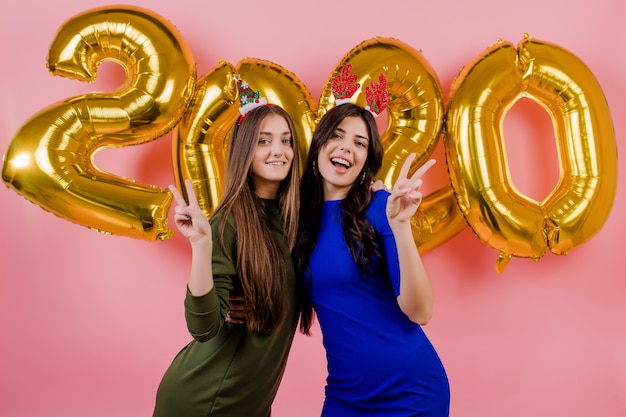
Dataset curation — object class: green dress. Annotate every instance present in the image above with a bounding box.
[153,199,298,417]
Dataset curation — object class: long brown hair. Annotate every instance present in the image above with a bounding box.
[295,103,384,335]
[211,105,300,333]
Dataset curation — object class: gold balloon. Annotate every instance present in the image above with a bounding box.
[319,37,465,253]
[173,58,316,216]
[237,58,317,167]
[173,60,239,215]
[444,35,618,272]
[2,6,197,241]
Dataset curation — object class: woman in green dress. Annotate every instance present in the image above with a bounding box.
[153,102,301,417]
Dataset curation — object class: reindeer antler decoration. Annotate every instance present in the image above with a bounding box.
[331,64,360,104]
[331,66,388,118]
[364,73,388,118]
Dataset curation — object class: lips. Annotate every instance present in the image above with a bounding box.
[330,157,351,169]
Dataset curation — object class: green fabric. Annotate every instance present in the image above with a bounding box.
[153,199,298,417]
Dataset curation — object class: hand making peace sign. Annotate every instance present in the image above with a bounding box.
[168,179,212,244]
[386,154,436,223]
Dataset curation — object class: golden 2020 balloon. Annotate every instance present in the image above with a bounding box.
[319,37,466,253]
[2,6,197,240]
[445,35,618,272]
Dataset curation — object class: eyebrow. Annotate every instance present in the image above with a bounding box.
[258,131,292,136]
[335,127,369,142]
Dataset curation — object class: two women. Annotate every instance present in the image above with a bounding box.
[155,71,450,416]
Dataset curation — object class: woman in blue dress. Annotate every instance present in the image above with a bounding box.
[294,91,450,415]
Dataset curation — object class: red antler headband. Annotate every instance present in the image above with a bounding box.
[236,75,267,124]
[364,74,388,117]
[332,65,360,105]
[331,65,389,118]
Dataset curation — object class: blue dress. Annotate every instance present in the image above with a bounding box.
[305,190,450,416]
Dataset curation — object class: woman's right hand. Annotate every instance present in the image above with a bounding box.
[168,179,211,244]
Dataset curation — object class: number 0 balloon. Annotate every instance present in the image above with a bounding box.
[444,35,618,272]
[318,37,466,252]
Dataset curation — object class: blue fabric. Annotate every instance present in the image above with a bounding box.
[306,190,450,416]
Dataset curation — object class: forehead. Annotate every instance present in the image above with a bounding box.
[259,113,289,132]
[336,115,369,138]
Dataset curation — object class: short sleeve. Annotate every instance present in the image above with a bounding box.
[370,190,401,296]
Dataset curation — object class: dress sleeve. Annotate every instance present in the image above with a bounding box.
[373,191,402,296]
[183,213,237,342]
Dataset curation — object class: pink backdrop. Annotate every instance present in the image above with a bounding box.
[1,1,624,416]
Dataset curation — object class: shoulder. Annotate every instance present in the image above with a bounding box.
[366,190,399,239]
[366,190,390,224]
[370,189,390,210]
[209,209,236,233]
[209,210,238,254]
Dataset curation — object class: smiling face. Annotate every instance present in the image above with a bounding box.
[250,113,294,199]
[317,115,370,200]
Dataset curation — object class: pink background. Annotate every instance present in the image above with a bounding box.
[1,1,624,416]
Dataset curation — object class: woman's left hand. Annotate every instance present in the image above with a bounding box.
[386,154,436,223]
[225,294,245,325]
[370,179,387,192]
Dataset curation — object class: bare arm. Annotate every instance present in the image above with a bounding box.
[386,155,437,325]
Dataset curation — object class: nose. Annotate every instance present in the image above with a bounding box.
[339,145,351,153]
[271,142,284,157]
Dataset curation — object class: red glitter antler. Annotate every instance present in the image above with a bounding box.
[331,65,360,104]
[365,74,388,117]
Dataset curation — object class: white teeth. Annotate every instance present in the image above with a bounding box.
[268,162,285,166]
[331,157,350,168]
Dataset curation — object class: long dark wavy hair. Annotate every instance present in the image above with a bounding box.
[211,104,300,334]
[294,103,384,335]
